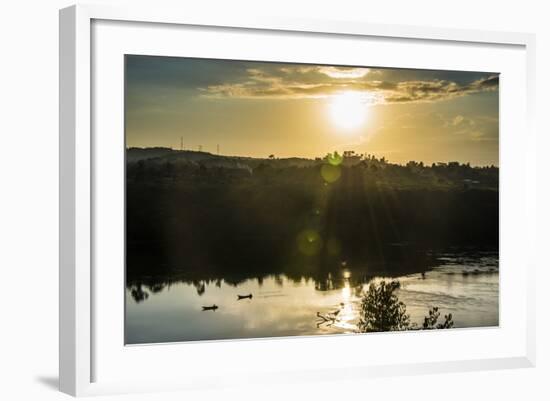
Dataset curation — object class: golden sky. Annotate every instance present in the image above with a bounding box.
[126,55,499,166]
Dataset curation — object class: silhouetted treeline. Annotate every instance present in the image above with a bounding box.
[126,149,498,287]
[127,148,498,190]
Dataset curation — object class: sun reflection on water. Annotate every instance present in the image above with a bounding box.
[333,270,358,332]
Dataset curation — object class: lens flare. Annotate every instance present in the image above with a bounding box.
[296,229,323,256]
[321,164,341,183]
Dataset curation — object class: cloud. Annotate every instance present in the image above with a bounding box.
[200,65,498,104]
[443,113,497,142]
[444,114,476,128]
[383,76,498,103]
[318,66,370,79]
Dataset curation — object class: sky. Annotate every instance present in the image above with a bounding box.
[126,55,499,166]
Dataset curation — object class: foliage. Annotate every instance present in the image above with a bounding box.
[357,280,410,332]
[422,307,454,329]
[358,280,455,333]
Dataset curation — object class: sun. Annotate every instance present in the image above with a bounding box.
[328,91,369,131]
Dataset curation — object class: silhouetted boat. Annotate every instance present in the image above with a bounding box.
[202,304,218,311]
[237,294,253,300]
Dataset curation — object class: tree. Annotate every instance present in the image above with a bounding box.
[358,281,455,333]
[358,280,410,332]
[422,307,454,329]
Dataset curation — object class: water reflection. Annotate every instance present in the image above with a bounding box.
[126,250,498,344]
[333,273,356,331]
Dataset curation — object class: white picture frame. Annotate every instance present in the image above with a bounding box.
[59,4,536,397]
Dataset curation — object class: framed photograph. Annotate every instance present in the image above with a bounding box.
[59,4,536,396]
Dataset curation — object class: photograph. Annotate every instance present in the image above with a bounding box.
[124,55,499,344]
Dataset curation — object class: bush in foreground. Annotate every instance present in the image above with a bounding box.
[358,280,454,333]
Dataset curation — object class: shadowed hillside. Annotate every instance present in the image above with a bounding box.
[126,148,498,286]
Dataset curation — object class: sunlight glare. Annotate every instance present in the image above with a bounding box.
[329,91,369,131]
